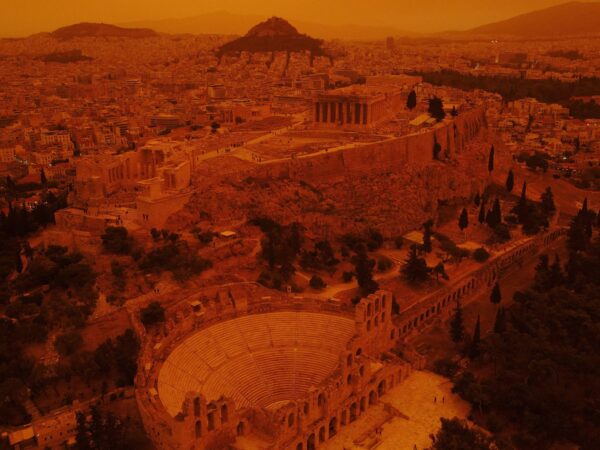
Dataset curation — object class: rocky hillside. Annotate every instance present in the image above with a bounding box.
[216,17,327,57]
[468,2,600,37]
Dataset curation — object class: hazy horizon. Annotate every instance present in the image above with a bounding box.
[1,0,594,37]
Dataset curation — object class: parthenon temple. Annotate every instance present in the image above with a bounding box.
[313,86,405,129]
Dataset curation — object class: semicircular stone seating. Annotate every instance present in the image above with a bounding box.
[158,311,356,416]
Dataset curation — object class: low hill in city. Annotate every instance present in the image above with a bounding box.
[467,1,600,37]
[216,17,327,57]
[50,22,157,40]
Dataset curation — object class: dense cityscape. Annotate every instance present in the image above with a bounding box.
[1,2,600,449]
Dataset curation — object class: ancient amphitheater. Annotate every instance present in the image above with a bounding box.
[157,312,357,415]
[134,227,565,450]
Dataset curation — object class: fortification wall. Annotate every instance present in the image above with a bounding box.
[249,107,488,185]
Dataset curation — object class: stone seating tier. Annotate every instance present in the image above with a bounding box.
[157,312,356,416]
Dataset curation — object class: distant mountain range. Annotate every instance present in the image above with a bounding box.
[25,2,600,42]
[465,1,600,37]
[50,22,157,40]
[121,11,413,41]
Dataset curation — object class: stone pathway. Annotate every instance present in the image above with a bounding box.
[322,371,470,450]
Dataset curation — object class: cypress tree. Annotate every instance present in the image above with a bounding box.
[459,208,469,232]
[40,168,47,186]
[505,169,514,192]
[488,145,495,173]
[549,254,563,287]
[491,282,502,305]
[474,192,481,206]
[541,187,556,215]
[492,198,502,225]
[406,90,417,110]
[516,181,528,223]
[422,219,433,253]
[493,307,506,334]
[450,300,464,343]
[469,315,481,359]
[478,201,486,224]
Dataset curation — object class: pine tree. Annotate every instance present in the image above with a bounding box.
[493,307,506,334]
[459,208,469,232]
[450,300,464,343]
[353,245,379,296]
[505,169,514,192]
[406,90,417,110]
[428,96,446,122]
[490,282,502,305]
[401,244,430,283]
[488,145,495,173]
[469,315,481,359]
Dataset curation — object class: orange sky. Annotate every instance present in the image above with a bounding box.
[0,0,586,36]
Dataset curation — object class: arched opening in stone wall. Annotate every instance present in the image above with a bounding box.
[207,411,215,431]
[236,421,245,436]
[360,397,366,412]
[221,404,228,423]
[288,413,295,427]
[369,390,377,405]
[350,403,357,422]
[329,417,337,437]
[341,410,347,425]
[319,426,326,443]
[307,433,316,450]
[378,379,386,397]
[195,420,201,438]
[318,393,326,408]
[194,397,201,417]
[296,443,303,450]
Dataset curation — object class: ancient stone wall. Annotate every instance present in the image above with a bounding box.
[249,107,488,185]
[392,227,566,341]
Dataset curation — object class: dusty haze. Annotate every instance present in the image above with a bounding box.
[1,0,584,36]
